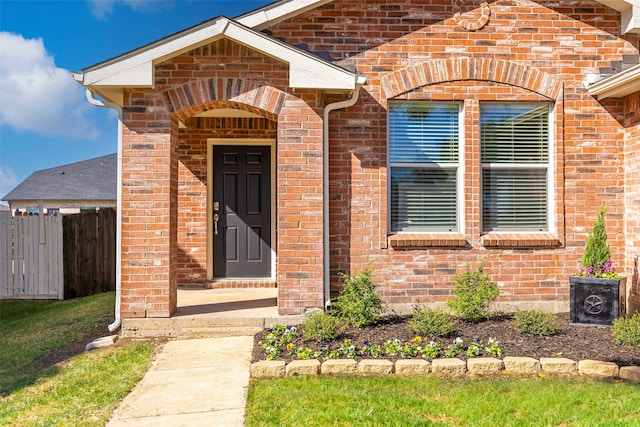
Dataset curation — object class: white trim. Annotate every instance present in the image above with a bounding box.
[387,101,463,233]
[588,64,640,99]
[206,138,276,281]
[479,102,553,233]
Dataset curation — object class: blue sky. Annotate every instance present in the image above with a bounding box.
[0,0,272,204]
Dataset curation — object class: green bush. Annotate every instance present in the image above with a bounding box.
[332,268,384,327]
[581,207,611,273]
[612,313,640,347]
[408,306,454,338]
[302,311,347,342]
[512,310,558,336]
[446,260,499,322]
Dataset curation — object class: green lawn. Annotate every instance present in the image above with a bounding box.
[0,293,153,426]
[246,375,640,427]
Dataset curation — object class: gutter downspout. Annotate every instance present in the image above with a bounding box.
[85,89,123,332]
[322,76,366,309]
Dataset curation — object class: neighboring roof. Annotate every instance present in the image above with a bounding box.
[2,154,117,203]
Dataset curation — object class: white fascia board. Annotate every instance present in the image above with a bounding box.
[236,0,334,31]
[588,64,640,99]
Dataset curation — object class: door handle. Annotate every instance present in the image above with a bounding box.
[214,213,219,235]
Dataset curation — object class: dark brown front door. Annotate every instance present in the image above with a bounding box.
[213,145,271,278]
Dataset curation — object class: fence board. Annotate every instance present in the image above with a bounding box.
[0,212,12,294]
[1,209,113,300]
[63,209,116,298]
[0,211,62,299]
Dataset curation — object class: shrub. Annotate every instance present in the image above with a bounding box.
[302,311,347,342]
[332,268,384,327]
[446,260,499,322]
[612,313,640,347]
[408,306,454,337]
[512,310,558,336]
[576,207,621,278]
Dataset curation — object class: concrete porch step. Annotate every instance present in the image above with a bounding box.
[121,317,268,339]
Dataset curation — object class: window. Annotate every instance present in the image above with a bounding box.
[389,102,460,232]
[480,103,550,232]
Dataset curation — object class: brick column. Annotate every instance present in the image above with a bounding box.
[276,93,325,315]
[119,91,177,318]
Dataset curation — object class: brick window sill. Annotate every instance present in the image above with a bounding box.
[389,233,468,248]
[481,232,561,248]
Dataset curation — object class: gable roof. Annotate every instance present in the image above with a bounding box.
[72,10,364,106]
[2,154,117,204]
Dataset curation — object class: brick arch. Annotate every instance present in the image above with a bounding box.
[381,58,561,100]
[163,78,286,122]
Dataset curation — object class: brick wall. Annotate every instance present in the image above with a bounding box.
[117,0,640,317]
[270,0,640,307]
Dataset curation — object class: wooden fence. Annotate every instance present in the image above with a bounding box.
[63,208,116,298]
[0,211,64,299]
[0,209,116,299]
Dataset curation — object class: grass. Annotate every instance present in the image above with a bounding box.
[246,375,640,426]
[0,293,154,426]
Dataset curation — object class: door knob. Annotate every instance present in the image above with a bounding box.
[214,213,219,235]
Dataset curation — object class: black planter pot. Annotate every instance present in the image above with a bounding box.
[569,276,626,326]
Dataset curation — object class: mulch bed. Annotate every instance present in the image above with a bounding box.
[251,312,640,366]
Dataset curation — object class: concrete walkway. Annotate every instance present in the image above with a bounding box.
[107,336,253,426]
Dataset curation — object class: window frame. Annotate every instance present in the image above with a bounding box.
[387,101,464,234]
[479,102,555,233]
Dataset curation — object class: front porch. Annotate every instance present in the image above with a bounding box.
[120,287,304,339]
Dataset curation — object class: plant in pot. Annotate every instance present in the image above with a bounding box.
[570,207,626,326]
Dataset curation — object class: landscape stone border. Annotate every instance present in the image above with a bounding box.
[251,358,640,383]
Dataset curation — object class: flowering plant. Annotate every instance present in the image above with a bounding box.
[576,260,620,279]
[575,207,623,279]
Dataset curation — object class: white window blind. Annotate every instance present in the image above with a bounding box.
[389,103,459,232]
[481,104,550,231]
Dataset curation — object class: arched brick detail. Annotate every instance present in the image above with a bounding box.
[381,58,560,100]
[164,78,286,121]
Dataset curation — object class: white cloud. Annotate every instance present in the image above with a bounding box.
[0,32,101,140]
[0,165,17,196]
[88,0,174,20]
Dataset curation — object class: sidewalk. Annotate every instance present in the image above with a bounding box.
[107,336,254,427]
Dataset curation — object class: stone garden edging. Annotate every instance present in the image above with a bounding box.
[251,357,640,382]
